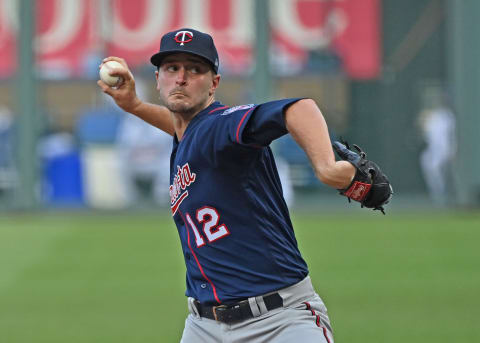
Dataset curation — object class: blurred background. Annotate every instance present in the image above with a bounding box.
[2,0,480,210]
[1,0,479,342]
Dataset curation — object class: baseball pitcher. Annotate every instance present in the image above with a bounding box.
[98,28,392,343]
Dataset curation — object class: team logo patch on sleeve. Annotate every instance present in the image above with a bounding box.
[220,104,254,115]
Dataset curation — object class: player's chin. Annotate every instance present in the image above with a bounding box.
[167,100,194,113]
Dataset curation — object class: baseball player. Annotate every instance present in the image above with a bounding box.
[98,28,392,343]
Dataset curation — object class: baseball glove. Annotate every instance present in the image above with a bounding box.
[332,140,393,214]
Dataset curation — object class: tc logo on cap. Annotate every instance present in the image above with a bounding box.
[174,30,193,46]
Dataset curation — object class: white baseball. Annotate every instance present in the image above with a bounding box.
[99,60,125,87]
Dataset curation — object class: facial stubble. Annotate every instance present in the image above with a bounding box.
[159,87,211,117]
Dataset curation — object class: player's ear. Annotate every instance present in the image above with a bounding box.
[155,70,160,90]
[209,73,220,96]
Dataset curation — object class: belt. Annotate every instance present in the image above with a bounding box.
[194,293,283,324]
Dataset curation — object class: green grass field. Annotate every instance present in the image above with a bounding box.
[1,210,479,342]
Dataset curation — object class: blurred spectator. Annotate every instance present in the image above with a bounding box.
[274,156,294,207]
[76,78,171,209]
[418,93,456,205]
[0,106,16,199]
[116,78,171,207]
[117,112,171,207]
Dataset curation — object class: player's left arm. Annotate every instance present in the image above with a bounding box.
[285,99,393,212]
[284,99,354,189]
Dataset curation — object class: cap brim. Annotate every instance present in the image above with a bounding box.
[150,50,217,72]
[150,51,172,67]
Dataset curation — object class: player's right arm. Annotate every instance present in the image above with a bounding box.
[97,57,175,136]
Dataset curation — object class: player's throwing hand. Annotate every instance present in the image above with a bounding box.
[97,57,142,114]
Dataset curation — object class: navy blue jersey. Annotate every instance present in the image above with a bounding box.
[169,99,309,305]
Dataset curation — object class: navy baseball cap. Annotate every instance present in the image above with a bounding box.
[150,28,219,73]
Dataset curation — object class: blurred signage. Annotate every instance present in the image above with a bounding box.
[0,0,380,79]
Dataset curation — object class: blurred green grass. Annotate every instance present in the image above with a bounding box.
[0,210,479,342]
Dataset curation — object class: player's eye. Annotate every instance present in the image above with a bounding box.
[163,64,178,72]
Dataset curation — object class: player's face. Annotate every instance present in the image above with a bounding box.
[156,53,220,116]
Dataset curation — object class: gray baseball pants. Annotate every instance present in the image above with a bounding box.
[180,276,334,343]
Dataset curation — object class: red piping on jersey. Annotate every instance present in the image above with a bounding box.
[208,106,229,114]
[235,107,255,143]
[171,191,189,215]
[179,209,222,304]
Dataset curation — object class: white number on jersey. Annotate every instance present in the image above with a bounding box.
[186,206,230,247]
[186,213,206,247]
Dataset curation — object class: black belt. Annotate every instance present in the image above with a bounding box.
[194,293,283,324]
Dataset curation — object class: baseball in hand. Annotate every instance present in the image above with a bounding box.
[99,60,124,87]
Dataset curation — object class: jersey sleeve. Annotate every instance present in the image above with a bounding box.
[205,98,303,153]
[237,98,304,147]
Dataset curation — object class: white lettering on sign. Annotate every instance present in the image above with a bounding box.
[184,0,207,30]
[0,0,379,79]
[0,0,18,35]
[271,0,348,49]
[111,0,170,50]
[36,0,84,54]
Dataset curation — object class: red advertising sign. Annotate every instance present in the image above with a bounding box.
[0,0,380,79]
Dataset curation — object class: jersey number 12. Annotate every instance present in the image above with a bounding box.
[185,206,230,247]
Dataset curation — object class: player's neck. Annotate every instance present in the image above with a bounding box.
[173,97,215,140]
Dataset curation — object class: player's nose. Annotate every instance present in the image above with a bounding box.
[175,67,188,85]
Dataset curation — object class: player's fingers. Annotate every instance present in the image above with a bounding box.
[108,67,132,81]
[97,80,115,95]
[102,56,129,69]
[99,60,134,84]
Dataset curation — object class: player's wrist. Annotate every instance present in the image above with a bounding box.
[125,96,144,114]
[314,161,353,189]
[336,161,356,189]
